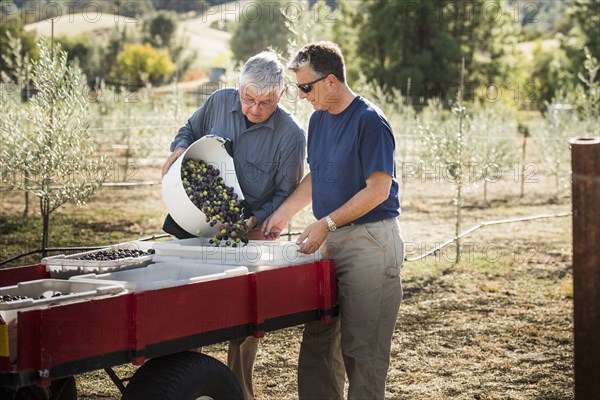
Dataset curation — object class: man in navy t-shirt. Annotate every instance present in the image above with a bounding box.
[262,41,404,400]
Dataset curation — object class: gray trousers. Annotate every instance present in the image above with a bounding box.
[228,336,259,400]
[298,218,404,400]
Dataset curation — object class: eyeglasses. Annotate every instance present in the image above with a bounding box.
[296,75,327,94]
[240,96,278,110]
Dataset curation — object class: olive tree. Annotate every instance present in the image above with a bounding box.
[419,97,476,263]
[469,102,519,204]
[1,31,33,216]
[0,39,111,250]
[530,49,600,201]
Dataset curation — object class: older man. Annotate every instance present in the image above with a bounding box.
[162,51,306,400]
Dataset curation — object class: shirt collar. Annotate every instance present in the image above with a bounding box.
[231,90,278,131]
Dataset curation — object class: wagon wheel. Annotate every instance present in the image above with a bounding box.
[0,376,77,400]
[122,351,243,400]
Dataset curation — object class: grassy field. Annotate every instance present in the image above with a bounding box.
[0,144,574,398]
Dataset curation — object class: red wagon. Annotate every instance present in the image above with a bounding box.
[0,258,337,399]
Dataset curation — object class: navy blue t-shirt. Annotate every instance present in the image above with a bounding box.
[308,96,400,223]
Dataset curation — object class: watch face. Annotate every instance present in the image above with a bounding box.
[326,216,336,231]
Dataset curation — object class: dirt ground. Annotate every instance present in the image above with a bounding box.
[0,151,574,399]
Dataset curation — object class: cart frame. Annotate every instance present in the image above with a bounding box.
[0,260,337,395]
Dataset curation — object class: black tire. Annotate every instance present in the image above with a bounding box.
[122,352,243,400]
[49,377,77,400]
[0,376,77,400]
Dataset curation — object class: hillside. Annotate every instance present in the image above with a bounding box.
[23,7,234,70]
[24,12,136,37]
[176,12,232,68]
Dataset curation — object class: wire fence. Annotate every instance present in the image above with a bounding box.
[0,213,571,267]
[404,212,572,262]
[0,234,171,267]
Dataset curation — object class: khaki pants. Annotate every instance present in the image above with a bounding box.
[228,336,260,400]
[298,218,404,400]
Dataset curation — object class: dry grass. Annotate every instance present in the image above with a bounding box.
[0,153,574,399]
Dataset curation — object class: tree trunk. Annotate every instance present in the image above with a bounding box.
[22,171,29,218]
[483,179,488,205]
[519,130,527,198]
[40,196,50,257]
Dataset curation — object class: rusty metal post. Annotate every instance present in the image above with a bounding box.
[570,137,600,399]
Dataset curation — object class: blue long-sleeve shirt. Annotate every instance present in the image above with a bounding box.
[170,88,306,225]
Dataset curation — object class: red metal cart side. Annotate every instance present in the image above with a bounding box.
[0,259,337,397]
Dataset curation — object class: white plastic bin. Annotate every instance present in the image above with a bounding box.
[42,241,155,278]
[151,238,322,266]
[70,261,249,291]
[161,135,244,237]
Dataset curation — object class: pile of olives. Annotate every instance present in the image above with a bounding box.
[0,292,74,303]
[75,248,154,261]
[1,294,29,303]
[181,159,249,247]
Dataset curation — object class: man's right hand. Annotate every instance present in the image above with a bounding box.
[161,147,187,178]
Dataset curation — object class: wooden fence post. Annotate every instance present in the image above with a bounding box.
[570,137,600,399]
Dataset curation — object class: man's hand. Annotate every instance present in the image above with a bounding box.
[261,209,289,240]
[245,215,257,230]
[296,219,328,254]
[161,147,187,177]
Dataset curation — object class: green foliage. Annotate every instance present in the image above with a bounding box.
[0,16,38,79]
[230,1,292,63]
[1,30,32,101]
[353,0,520,102]
[534,0,600,109]
[144,10,178,48]
[419,99,518,203]
[111,43,176,85]
[531,48,600,199]
[0,39,111,249]
[468,102,519,203]
[568,0,600,61]
[508,0,570,34]
[57,35,90,63]
[142,10,196,78]
[54,10,194,84]
[356,0,447,94]
[152,0,207,12]
[530,41,573,108]
[529,103,576,200]
[330,0,361,84]
[51,23,142,84]
[277,1,337,130]
[573,48,600,117]
[461,2,520,101]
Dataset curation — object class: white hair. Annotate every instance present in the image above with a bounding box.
[239,51,285,95]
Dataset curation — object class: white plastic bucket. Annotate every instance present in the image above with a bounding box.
[162,135,244,237]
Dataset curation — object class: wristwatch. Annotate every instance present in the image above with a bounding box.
[325,215,337,232]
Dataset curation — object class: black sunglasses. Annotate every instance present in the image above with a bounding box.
[296,75,328,94]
